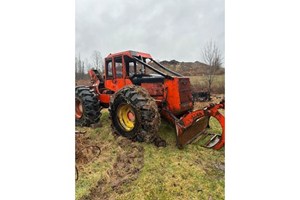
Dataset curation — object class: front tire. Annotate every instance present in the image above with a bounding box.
[75,86,101,126]
[109,85,165,146]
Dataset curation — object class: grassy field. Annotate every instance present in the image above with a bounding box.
[76,106,225,200]
[189,75,225,94]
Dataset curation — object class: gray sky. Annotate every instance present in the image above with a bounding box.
[76,0,224,63]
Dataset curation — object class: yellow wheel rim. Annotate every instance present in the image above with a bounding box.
[117,104,136,131]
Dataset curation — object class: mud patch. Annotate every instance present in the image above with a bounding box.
[76,132,103,183]
[76,133,101,165]
[81,137,144,200]
[193,94,224,110]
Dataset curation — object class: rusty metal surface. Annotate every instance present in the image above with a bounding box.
[176,116,209,147]
[174,101,225,149]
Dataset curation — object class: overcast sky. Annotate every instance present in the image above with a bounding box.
[76,0,224,63]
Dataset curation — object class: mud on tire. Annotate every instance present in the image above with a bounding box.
[109,85,165,146]
[75,86,101,126]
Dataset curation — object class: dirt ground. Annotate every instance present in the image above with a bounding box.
[76,79,91,86]
[76,133,101,165]
[193,94,225,110]
[76,132,145,200]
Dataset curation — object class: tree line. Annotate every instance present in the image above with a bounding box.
[75,50,104,80]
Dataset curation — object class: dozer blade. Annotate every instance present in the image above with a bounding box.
[174,102,225,150]
[176,116,209,147]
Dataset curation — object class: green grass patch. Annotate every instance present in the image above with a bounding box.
[76,110,224,200]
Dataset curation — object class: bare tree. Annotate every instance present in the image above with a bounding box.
[202,41,223,98]
[75,55,82,80]
[75,57,78,75]
[82,61,85,79]
[84,58,92,72]
[92,50,104,72]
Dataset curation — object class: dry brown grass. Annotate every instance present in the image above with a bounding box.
[189,75,225,94]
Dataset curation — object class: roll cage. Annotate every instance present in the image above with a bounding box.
[104,51,183,81]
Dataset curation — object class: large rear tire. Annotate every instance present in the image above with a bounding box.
[109,85,166,146]
[75,86,101,126]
